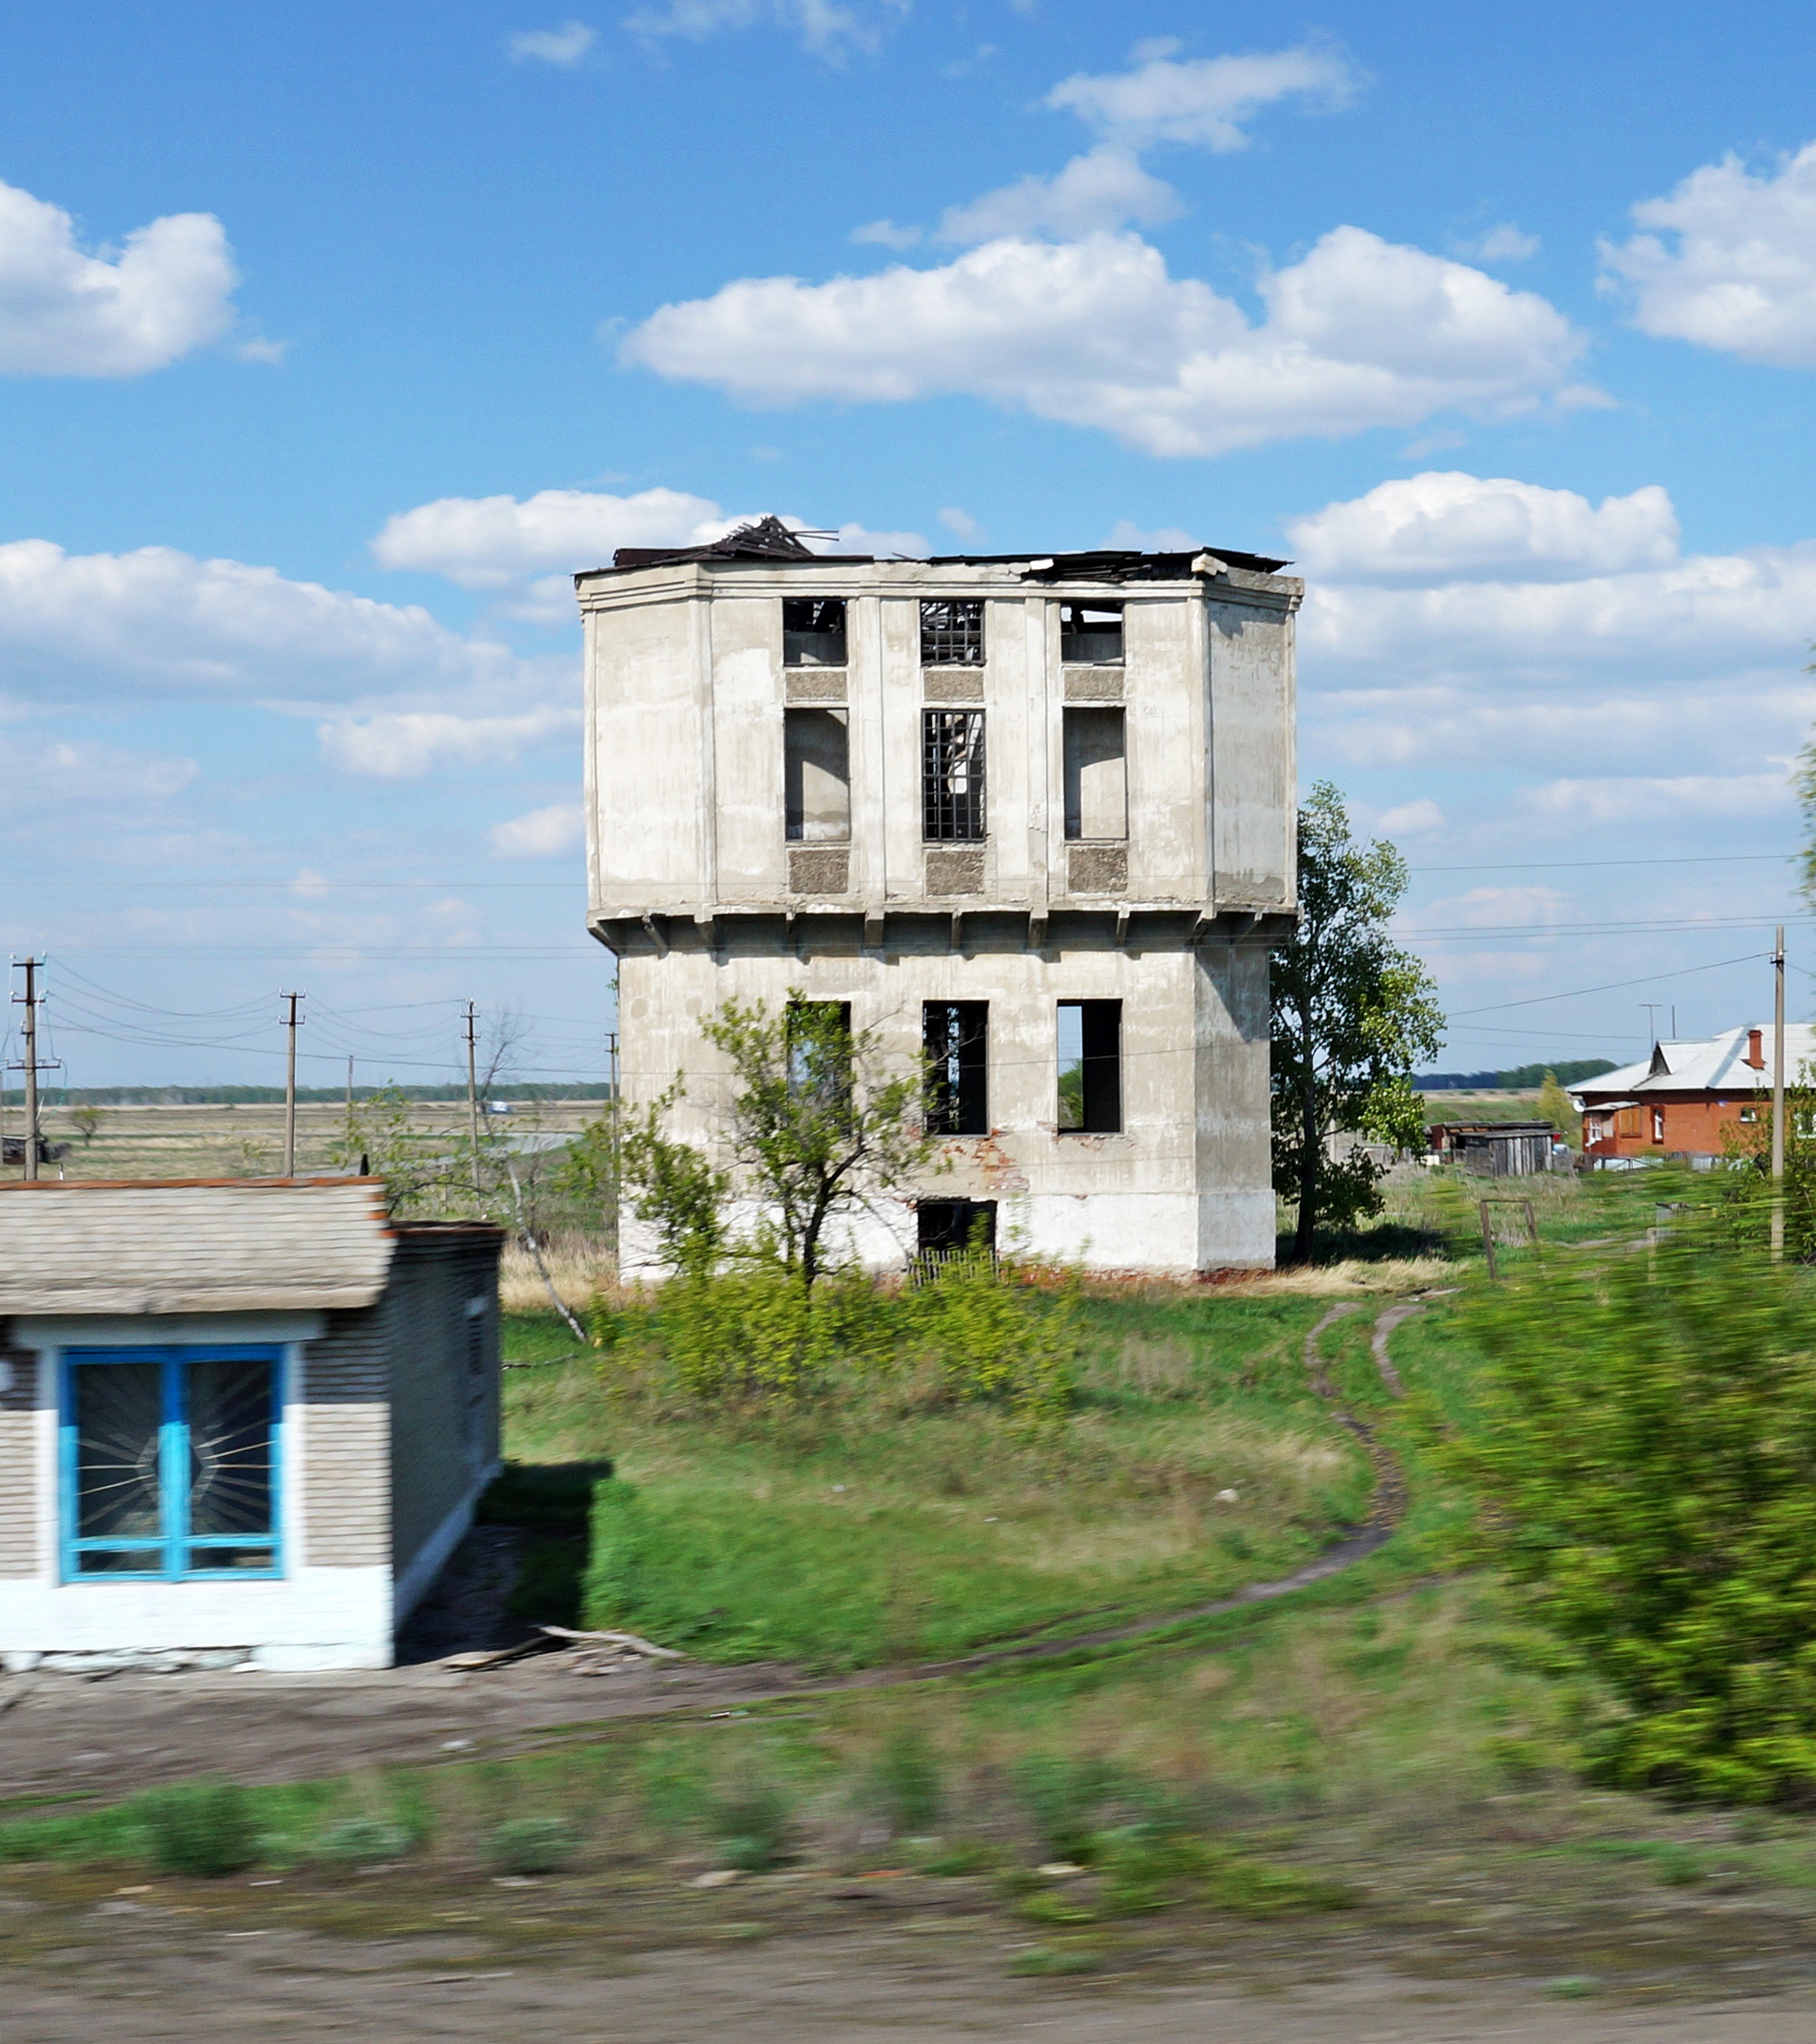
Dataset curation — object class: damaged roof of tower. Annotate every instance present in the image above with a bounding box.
[593,515,1290,580]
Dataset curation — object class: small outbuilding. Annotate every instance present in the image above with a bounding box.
[0,1178,502,1671]
[1428,1122,1566,1177]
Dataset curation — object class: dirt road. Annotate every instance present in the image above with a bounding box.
[7,1919,1815,2043]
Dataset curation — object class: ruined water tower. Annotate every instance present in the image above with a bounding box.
[576,519,1299,1275]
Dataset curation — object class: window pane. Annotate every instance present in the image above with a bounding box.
[76,1547,163,1574]
[186,1357,274,1539]
[72,1362,164,1539]
[187,1545,277,1572]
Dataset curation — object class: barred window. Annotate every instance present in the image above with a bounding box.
[922,709,986,841]
[920,599,984,666]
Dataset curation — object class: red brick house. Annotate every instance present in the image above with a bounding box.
[1571,1024,1816,1162]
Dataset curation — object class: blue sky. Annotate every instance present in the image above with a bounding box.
[4,1,1816,1091]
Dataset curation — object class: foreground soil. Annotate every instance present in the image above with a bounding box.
[5,1869,1816,2043]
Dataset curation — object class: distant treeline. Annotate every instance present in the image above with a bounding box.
[0,1082,615,1107]
[1419,1059,1618,1092]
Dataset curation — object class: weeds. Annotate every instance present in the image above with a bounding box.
[141,1783,259,1879]
[487,1816,580,1877]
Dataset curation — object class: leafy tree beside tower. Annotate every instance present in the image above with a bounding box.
[1271,783,1444,1263]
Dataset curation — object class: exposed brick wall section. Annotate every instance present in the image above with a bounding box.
[0,1341,38,1578]
[298,1306,391,1569]
[388,1228,502,1578]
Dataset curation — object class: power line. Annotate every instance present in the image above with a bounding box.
[1408,851,1791,874]
[1447,950,1772,1019]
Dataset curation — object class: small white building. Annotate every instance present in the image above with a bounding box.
[0,1179,502,1671]
[579,521,1301,1276]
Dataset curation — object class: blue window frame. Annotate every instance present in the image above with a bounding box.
[60,1346,283,1581]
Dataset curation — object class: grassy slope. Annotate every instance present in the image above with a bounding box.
[503,1291,1374,1671]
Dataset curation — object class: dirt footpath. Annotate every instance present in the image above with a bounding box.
[0,1653,803,1802]
[7,1922,1816,2043]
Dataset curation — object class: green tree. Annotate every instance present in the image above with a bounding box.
[616,1080,729,1276]
[1536,1069,1580,1150]
[699,994,936,1288]
[1271,782,1444,1262]
[1452,1223,1816,1801]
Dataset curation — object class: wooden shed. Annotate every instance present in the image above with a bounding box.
[0,1179,502,1671]
[1431,1122,1563,1177]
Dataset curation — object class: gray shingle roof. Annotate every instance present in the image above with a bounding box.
[0,1179,395,1315]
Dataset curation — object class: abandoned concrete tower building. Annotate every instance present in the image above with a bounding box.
[578,520,1299,1276]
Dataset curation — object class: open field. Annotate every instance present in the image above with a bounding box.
[8,1170,1796,2038]
[1,1097,606,1184]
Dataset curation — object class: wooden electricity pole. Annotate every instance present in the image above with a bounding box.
[464,1000,481,1196]
[1772,926,1787,1261]
[10,959,56,1183]
[281,991,304,1176]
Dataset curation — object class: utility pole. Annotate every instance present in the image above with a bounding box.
[280,991,304,1176]
[345,1054,355,1149]
[606,1026,621,1254]
[10,960,58,1182]
[1772,926,1787,1262]
[464,1001,481,1197]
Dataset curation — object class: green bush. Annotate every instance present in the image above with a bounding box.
[1013,1757,1119,1863]
[902,1251,1077,1424]
[712,1779,792,1872]
[1452,1223,1816,1801]
[310,1815,411,1871]
[487,1815,579,1876]
[869,1727,943,1836]
[141,1783,259,1878]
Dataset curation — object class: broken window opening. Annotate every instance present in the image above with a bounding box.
[923,1000,989,1137]
[1062,706,1128,842]
[920,599,984,667]
[1059,602,1123,665]
[915,1198,997,1260]
[785,1000,853,1103]
[783,597,847,668]
[784,707,851,844]
[1056,1000,1122,1134]
[921,709,987,841]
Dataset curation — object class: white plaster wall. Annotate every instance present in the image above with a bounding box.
[616,942,1273,1277]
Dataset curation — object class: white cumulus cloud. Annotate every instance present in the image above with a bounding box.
[371,485,730,588]
[622,226,1593,459]
[319,709,580,779]
[1044,40,1357,152]
[621,0,905,58]
[0,178,238,377]
[1376,797,1446,837]
[1288,473,1681,584]
[1520,773,1792,825]
[508,20,598,64]
[0,538,554,710]
[490,801,586,856]
[938,148,1182,245]
[1602,142,1816,366]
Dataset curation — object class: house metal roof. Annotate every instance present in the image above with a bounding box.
[1570,1024,1816,1105]
[595,515,1289,580]
[0,1178,397,1316]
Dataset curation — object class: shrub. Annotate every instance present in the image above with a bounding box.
[1452,1224,1816,1801]
[712,1779,792,1872]
[1013,1757,1118,1863]
[140,1783,259,1878]
[311,1815,411,1871]
[869,1726,943,1836]
[901,1251,1078,1425]
[487,1815,579,1876]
